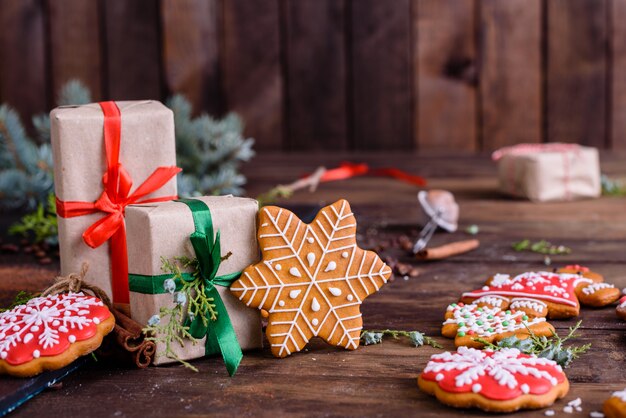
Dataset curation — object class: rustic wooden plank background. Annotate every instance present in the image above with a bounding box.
[0,0,623,151]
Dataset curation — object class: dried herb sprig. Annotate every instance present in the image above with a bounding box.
[512,239,571,255]
[360,329,442,349]
[474,320,590,368]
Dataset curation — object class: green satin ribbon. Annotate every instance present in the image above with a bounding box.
[128,198,243,376]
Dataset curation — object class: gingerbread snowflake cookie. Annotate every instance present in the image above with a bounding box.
[604,388,626,418]
[230,199,391,358]
[418,346,569,412]
[442,303,554,348]
[617,296,626,320]
[461,267,620,319]
[0,292,115,377]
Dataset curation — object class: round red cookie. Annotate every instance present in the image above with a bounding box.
[418,346,569,412]
[0,292,115,377]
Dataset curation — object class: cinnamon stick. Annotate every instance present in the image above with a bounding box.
[415,239,480,260]
[97,307,156,368]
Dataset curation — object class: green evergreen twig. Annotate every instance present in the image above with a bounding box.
[472,320,590,368]
[360,329,442,349]
[512,239,571,255]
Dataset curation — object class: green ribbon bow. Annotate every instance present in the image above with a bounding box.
[128,198,243,376]
[179,199,242,376]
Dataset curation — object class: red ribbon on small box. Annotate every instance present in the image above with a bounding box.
[56,101,182,304]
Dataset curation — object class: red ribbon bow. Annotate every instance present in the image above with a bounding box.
[56,101,182,304]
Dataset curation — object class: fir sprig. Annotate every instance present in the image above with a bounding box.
[143,303,199,372]
[142,255,232,371]
[161,256,218,326]
[473,320,590,368]
[9,192,58,244]
[0,291,38,313]
[360,329,442,349]
[512,239,571,255]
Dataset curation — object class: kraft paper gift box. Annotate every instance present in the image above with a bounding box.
[125,196,263,368]
[51,101,179,308]
[492,143,601,202]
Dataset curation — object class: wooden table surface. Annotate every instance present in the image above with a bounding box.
[1,153,626,417]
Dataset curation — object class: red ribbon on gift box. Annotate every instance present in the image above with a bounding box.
[56,101,181,304]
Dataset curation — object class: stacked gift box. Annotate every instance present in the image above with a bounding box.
[50,101,262,374]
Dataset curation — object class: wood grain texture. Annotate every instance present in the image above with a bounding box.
[284,0,348,151]
[547,0,608,147]
[161,0,221,115]
[351,0,412,151]
[103,0,162,100]
[3,152,626,417]
[47,0,101,101]
[415,0,477,153]
[221,0,283,150]
[0,0,47,118]
[479,0,542,151]
[611,0,626,150]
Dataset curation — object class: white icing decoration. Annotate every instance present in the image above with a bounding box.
[312,318,319,326]
[424,347,562,390]
[324,261,337,272]
[328,287,342,297]
[521,383,530,394]
[311,298,321,312]
[289,267,302,278]
[474,295,507,308]
[289,290,301,299]
[472,383,482,393]
[30,326,39,332]
[341,252,349,258]
[33,350,40,358]
[612,389,626,402]
[93,317,100,325]
[59,325,68,333]
[509,298,547,313]
[68,335,76,343]
[443,303,545,338]
[278,300,285,307]
[307,237,314,244]
[482,286,489,291]
[0,352,6,359]
[23,333,33,343]
[435,373,444,381]
[307,252,315,267]
[582,282,614,295]
[275,264,282,271]
[230,202,391,356]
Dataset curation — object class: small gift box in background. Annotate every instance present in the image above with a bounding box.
[51,101,180,308]
[492,143,601,202]
[125,196,262,374]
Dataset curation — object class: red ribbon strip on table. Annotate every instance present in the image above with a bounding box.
[316,162,427,186]
[56,101,182,304]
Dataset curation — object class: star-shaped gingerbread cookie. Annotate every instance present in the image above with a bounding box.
[230,199,391,358]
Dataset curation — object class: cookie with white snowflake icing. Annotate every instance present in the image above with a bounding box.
[230,199,391,358]
[0,292,115,377]
[461,267,619,319]
[418,347,569,412]
[604,388,626,418]
[442,303,555,348]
